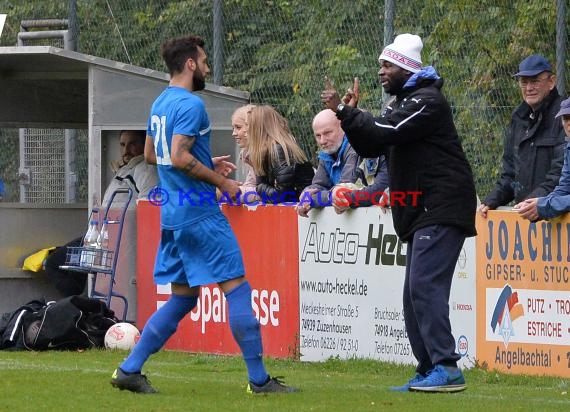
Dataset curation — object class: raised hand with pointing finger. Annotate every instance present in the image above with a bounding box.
[342,77,359,108]
[321,76,359,112]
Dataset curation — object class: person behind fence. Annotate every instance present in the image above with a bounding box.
[231,104,258,196]
[43,130,158,297]
[295,109,358,217]
[321,33,477,392]
[110,34,297,395]
[478,54,565,218]
[331,155,389,214]
[515,97,570,221]
[245,105,314,204]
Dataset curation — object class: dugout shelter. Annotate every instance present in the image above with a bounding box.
[0,46,249,318]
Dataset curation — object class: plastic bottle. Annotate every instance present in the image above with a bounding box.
[80,219,99,267]
[79,221,94,266]
[97,219,110,269]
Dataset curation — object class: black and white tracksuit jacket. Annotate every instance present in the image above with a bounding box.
[336,77,477,241]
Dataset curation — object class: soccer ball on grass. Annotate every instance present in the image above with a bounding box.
[104,322,140,350]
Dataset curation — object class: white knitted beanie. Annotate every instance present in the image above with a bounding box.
[379,33,423,73]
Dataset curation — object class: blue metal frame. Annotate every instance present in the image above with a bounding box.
[63,187,133,320]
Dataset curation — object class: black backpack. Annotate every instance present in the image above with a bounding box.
[0,296,118,351]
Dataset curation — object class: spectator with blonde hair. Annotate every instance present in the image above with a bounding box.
[247,105,314,203]
[231,104,257,196]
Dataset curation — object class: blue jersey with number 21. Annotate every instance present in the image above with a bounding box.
[147,86,218,230]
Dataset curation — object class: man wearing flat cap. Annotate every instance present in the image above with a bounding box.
[515,97,570,220]
[479,54,565,218]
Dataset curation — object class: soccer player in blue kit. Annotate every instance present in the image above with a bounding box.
[110,35,297,394]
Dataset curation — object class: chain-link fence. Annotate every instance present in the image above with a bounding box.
[0,0,568,202]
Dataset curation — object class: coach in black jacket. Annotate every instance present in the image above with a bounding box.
[321,33,476,393]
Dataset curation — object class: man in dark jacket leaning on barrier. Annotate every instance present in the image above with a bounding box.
[321,33,476,393]
[479,54,565,218]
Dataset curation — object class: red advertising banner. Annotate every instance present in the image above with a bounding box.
[476,210,570,377]
[136,201,300,358]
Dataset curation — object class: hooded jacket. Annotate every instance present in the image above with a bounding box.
[484,88,565,208]
[336,71,477,241]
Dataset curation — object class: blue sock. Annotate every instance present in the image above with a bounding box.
[120,294,198,374]
[226,281,269,386]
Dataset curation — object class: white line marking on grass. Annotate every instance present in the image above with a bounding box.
[0,360,202,381]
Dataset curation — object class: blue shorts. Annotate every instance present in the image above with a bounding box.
[153,212,245,286]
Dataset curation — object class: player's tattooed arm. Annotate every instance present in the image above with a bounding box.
[171,134,239,200]
[176,136,202,177]
[171,134,224,187]
[182,158,199,175]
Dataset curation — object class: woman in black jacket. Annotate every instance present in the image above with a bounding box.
[247,105,314,204]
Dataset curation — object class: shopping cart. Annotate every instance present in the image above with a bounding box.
[61,188,133,320]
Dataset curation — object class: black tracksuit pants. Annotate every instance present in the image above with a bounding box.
[403,224,466,374]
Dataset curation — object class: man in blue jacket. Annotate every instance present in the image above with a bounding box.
[296,109,359,216]
[515,97,570,220]
[321,33,476,393]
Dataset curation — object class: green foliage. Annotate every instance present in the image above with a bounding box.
[0,0,568,198]
[0,0,67,47]
[410,0,561,196]
[222,0,385,159]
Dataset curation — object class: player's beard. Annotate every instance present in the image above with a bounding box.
[193,67,206,91]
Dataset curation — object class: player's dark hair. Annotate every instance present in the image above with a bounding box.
[161,35,205,76]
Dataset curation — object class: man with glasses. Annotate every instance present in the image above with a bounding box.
[478,54,565,218]
[515,97,570,221]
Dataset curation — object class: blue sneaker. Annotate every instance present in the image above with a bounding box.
[389,373,426,392]
[409,365,466,393]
